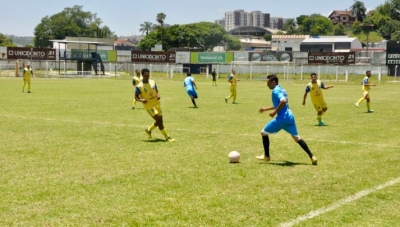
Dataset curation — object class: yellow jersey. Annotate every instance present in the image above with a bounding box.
[132,76,140,86]
[23,67,32,78]
[228,74,237,87]
[306,80,325,104]
[362,76,371,91]
[135,79,160,109]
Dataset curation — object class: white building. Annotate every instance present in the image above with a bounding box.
[270,17,287,30]
[224,10,270,31]
[272,35,310,51]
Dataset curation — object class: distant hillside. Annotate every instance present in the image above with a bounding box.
[6,35,34,47]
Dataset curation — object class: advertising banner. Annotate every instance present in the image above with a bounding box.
[248,51,293,62]
[131,51,175,63]
[190,52,233,64]
[176,51,190,63]
[308,52,355,65]
[7,47,56,60]
[386,41,400,65]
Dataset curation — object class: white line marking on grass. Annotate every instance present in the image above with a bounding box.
[280,177,400,227]
[2,114,400,149]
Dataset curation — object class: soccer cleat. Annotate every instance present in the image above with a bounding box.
[166,137,175,142]
[311,156,318,165]
[145,129,152,139]
[132,106,135,110]
[232,102,237,104]
[318,121,325,126]
[354,103,359,108]
[224,97,228,103]
[255,155,270,162]
[367,109,374,113]
[27,91,31,93]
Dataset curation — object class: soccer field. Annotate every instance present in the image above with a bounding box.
[1,75,399,226]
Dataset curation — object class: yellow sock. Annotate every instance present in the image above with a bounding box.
[133,98,136,106]
[357,98,364,104]
[160,129,169,139]
[148,124,157,132]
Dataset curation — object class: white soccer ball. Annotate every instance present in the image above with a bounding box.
[228,151,241,163]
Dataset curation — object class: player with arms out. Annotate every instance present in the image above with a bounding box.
[355,70,376,113]
[131,69,142,110]
[135,68,175,142]
[302,73,334,126]
[256,74,317,165]
[183,72,198,108]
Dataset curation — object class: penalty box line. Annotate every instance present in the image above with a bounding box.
[280,176,400,227]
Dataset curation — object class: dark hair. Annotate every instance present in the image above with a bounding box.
[366,70,371,73]
[141,68,149,75]
[187,72,191,76]
[311,72,317,76]
[267,74,279,84]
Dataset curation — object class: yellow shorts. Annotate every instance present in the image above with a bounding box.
[146,106,162,117]
[23,77,31,83]
[363,91,370,98]
[313,101,327,111]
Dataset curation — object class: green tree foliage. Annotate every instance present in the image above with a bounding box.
[308,15,333,35]
[352,21,363,35]
[139,22,229,51]
[156,13,166,27]
[350,0,367,22]
[0,33,15,47]
[391,31,400,41]
[139,22,153,35]
[282,18,297,34]
[225,35,242,51]
[33,5,115,48]
[264,34,272,41]
[333,23,347,35]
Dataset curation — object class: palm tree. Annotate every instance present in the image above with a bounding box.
[350,0,367,22]
[282,18,297,34]
[156,13,166,27]
[139,21,153,35]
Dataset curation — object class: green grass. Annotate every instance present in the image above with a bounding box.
[1,75,400,226]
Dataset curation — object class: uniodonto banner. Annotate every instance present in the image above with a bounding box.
[7,47,56,60]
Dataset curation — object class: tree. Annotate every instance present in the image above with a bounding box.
[352,21,363,35]
[33,5,115,48]
[0,33,15,47]
[225,35,242,51]
[156,13,166,27]
[391,31,400,41]
[139,21,153,35]
[282,18,297,34]
[333,23,347,35]
[264,34,272,41]
[350,0,367,22]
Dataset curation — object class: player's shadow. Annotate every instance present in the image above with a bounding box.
[188,106,199,108]
[143,139,166,143]
[265,161,306,167]
[314,124,328,127]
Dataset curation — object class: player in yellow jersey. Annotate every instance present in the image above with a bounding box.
[225,68,240,104]
[302,73,334,126]
[22,63,35,93]
[131,69,142,110]
[135,68,175,142]
[355,70,376,113]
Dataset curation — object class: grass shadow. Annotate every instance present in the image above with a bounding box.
[266,160,307,167]
[143,138,166,143]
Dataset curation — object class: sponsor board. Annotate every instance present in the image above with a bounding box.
[308,52,355,65]
[7,47,56,60]
[248,51,293,62]
[131,51,175,63]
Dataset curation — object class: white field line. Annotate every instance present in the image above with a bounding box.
[1,114,400,149]
[280,176,400,227]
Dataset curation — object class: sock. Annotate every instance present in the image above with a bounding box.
[28,83,31,91]
[148,124,156,132]
[357,97,364,104]
[367,102,370,110]
[133,98,136,106]
[298,139,313,158]
[317,114,322,122]
[262,136,270,157]
[160,129,169,139]
[191,98,197,106]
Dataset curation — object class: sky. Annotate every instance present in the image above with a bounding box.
[1,0,384,37]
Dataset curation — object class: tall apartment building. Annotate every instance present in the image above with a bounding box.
[224,10,270,31]
[270,17,287,30]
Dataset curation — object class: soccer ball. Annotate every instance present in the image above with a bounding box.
[228,151,241,163]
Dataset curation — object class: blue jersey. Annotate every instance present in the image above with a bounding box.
[271,85,292,119]
[184,76,196,92]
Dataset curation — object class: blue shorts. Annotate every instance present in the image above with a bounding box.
[262,115,299,136]
[187,90,198,98]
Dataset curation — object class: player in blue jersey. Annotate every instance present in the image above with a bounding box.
[355,70,376,112]
[183,72,198,108]
[256,74,317,165]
